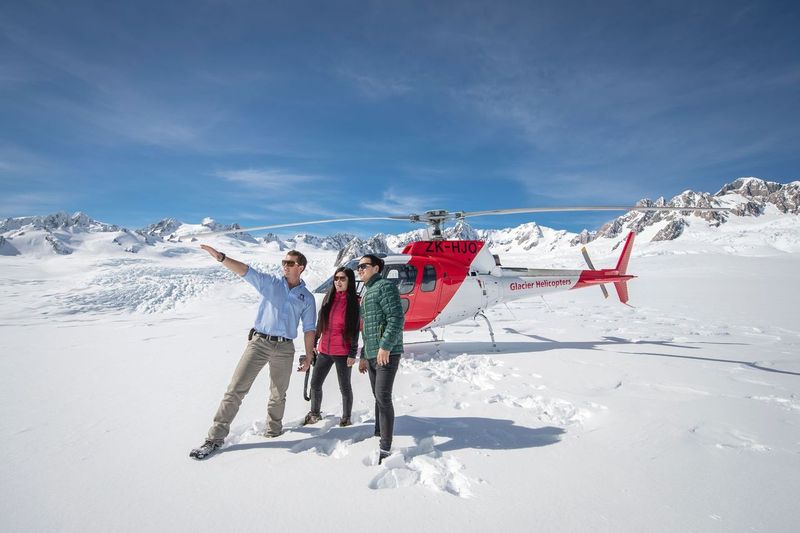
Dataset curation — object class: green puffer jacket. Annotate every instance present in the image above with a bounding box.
[360,274,405,358]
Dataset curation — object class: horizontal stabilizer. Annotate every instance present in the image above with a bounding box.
[614,280,630,304]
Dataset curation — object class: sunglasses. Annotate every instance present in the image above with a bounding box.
[281,260,300,267]
[356,263,374,270]
[333,275,348,282]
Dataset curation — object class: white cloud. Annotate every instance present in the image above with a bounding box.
[510,171,637,204]
[0,192,72,218]
[336,67,412,100]
[361,189,440,215]
[0,145,53,181]
[215,168,319,190]
[0,23,294,156]
[237,201,354,220]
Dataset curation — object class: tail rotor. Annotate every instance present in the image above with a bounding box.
[578,231,636,305]
[581,246,609,299]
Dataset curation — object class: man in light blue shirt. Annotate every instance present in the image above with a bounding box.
[190,246,316,460]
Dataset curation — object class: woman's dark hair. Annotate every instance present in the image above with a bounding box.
[360,254,385,273]
[316,267,360,341]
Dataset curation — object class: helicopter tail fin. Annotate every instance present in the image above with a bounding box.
[574,231,636,303]
[615,231,635,275]
[612,232,635,304]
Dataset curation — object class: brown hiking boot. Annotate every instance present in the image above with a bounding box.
[302,412,322,425]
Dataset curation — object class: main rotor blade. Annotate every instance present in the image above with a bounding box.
[461,206,731,218]
[180,205,733,240]
[183,216,410,239]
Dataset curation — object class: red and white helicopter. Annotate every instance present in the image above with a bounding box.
[195,206,728,345]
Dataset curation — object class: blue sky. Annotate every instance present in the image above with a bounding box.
[1,0,798,236]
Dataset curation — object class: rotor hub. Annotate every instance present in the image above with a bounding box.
[407,210,456,239]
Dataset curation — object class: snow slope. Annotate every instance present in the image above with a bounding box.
[1,221,799,533]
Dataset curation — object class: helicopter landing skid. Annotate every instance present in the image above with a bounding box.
[421,327,443,352]
[411,327,444,356]
[475,312,498,351]
[422,327,441,343]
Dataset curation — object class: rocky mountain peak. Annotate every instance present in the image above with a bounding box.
[291,232,357,250]
[716,177,799,215]
[444,220,479,241]
[200,218,241,233]
[139,218,183,238]
[478,221,545,250]
[570,228,596,246]
[0,211,119,234]
[334,234,391,266]
[716,177,783,198]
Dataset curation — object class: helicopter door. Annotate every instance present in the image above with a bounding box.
[477,275,501,310]
[409,263,441,328]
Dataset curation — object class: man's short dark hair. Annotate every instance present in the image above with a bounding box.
[287,250,307,267]
[361,254,384,273]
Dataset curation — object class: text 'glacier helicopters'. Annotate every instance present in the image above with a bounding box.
[193,205,729,346]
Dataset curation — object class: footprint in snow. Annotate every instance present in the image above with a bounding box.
[289,409,375,457]
[688,424,770,452]
[486,393,594,426]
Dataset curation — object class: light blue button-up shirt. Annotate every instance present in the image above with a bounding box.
[243,266,316,339]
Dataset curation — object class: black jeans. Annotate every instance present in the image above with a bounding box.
[367,355,401,452]
[309,353,353,419]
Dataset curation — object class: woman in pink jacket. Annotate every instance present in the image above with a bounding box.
[303,267,360,427]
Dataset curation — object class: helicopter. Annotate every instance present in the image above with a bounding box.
[191,205,729,346]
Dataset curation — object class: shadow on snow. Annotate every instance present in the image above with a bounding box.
[407,329,798,376]
[217,415,564,457]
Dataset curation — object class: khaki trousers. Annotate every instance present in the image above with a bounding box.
[208,336,295,441]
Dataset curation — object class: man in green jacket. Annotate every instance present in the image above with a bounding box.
[356,254,404,464]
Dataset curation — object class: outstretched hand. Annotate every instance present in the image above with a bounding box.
[201,246,247,276]
[200,244,222,261]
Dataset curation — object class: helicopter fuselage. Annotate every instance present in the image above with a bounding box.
[316,233,636,332]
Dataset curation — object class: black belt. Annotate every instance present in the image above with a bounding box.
[253,332,292,343]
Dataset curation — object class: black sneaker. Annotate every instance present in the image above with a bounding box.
[339,417,352,427]
[189,439,222,460]
[302,412,322,425]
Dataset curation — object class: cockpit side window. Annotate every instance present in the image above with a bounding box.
[421,264,436,292]
[383,264,417,295]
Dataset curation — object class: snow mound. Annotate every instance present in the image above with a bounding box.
[368,437,474,497]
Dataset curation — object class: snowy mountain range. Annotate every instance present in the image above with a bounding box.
[1,177,798,259]
[4,178,800,530]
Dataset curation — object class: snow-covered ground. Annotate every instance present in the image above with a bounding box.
[2,217,799,533]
